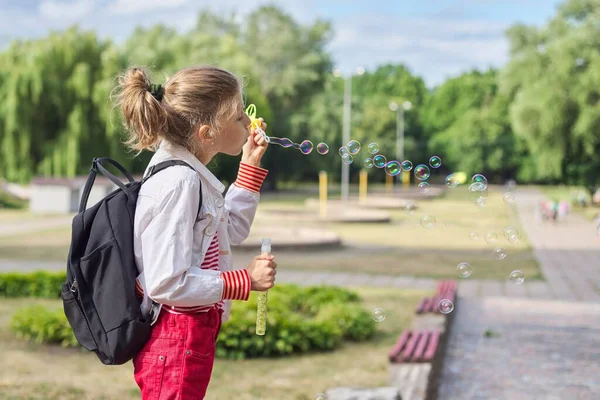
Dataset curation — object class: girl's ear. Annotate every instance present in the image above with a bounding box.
[197,125,212,142]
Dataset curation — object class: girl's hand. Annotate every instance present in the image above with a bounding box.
[246,254,277,291]
[242,118,268,167]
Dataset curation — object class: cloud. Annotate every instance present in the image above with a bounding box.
[39,0,96,21]
[0,0,515,87]
[329,15,510,86]
[107,0,190,15]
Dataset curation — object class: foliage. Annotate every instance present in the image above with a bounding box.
[8,283,376,359]
[10,305,79,347]
[0,1,598,188]
[499,0,600,191]
[0,271,65,298]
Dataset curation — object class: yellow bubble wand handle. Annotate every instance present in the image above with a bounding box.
[245,104,270,143]
[255,238,271,336]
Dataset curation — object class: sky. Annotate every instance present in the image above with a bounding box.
[0,0,564,87]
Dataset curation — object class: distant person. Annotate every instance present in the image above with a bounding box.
[115,65,277,398]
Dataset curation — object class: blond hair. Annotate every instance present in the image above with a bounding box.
[115,65,242,155]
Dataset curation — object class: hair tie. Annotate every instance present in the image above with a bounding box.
[149,83,164,101]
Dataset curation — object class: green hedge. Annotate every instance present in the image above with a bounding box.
[9,284,376,359]
[0,191,27,209]
[10,305,79,347]
[0,271,66,298]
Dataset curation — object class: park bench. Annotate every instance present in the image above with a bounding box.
[415,280,456,314]
[387,280,458,400]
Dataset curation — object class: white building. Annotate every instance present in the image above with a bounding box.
[29,176,119,214]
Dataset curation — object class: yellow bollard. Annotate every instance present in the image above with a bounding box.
[319,171,328,217]
[386,174,393,193]
[359,170,368,204]
[402,171,410,188]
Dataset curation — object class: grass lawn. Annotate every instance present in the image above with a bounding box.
[0,288,427,400]
[257,185,543,281]
[536,185,600,221]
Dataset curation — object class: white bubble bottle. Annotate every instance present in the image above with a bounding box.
[255,238,271,336]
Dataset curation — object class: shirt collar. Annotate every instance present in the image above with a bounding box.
[152,140,226,194]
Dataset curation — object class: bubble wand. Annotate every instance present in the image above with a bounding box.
[246,104,314,154]
[255,238,271,336]
[246,104,271,143]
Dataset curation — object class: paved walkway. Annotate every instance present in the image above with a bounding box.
[438,296,600,400]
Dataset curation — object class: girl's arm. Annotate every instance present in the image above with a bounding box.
[225,162,269,245]
[140,175,250,306]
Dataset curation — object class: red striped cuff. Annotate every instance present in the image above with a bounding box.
[221,269,251,301]
[233,162,269,193]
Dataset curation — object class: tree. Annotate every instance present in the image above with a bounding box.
[0,27,125,182]
[424,69,523,181]
[500,0,600,194]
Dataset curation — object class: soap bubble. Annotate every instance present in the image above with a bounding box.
[420,215,436,229]
[456,262,473,278]
[347,140,361,155]
[469,182,488,207]
[469,232,480,241]
[300,140,313,155]
[317,143,329,155]
[384,161,401,176]
[503,192,516,204]
[472,174,488,189]
[371,308,386,322]
[373,155,387,168]
[509,270,525,284]
[401,160,413,171]
[503,227,518,239]
[493,247,507,260]
[429,156,442,168]
[414,164,430,181]
[508,233,521,243]
[368,142,380,154]
[445,174,460,188]
[403,202,416,214]
[364,158,374,168]
[339,146,349,156]
[341,154,354,165]
[485,232,498,244]
[438,299,454,314]
[418,182,430,194]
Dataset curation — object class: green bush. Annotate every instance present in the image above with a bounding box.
[0,191,27,209]
[0,271,66,298]
[10,305,78,347]
[215,284,374,359]
[9,283,376,359]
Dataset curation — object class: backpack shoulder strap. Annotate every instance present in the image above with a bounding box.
[143,160,203,217]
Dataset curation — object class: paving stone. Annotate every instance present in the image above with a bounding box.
[438,297,600,400]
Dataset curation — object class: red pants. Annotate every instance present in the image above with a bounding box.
[133,307,223,400]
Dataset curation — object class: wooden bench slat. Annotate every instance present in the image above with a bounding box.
[388,329,411,361]
[423,329,441,360]
[415,297,428,314]
[411,330,430,362]
[401,331,422,361]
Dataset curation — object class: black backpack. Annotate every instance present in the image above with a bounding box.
[61,157,202,365]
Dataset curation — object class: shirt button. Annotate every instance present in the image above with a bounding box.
[159,355,164,361]
[185,350,191,355]
[215,198,224,208]
[205,226,217,236]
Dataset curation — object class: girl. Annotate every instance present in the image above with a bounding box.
[116,65,277,399]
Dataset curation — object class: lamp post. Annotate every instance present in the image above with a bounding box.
[389,100,412,162]
[334,66,365,201]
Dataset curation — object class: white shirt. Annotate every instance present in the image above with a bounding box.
[133,140,267,322]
